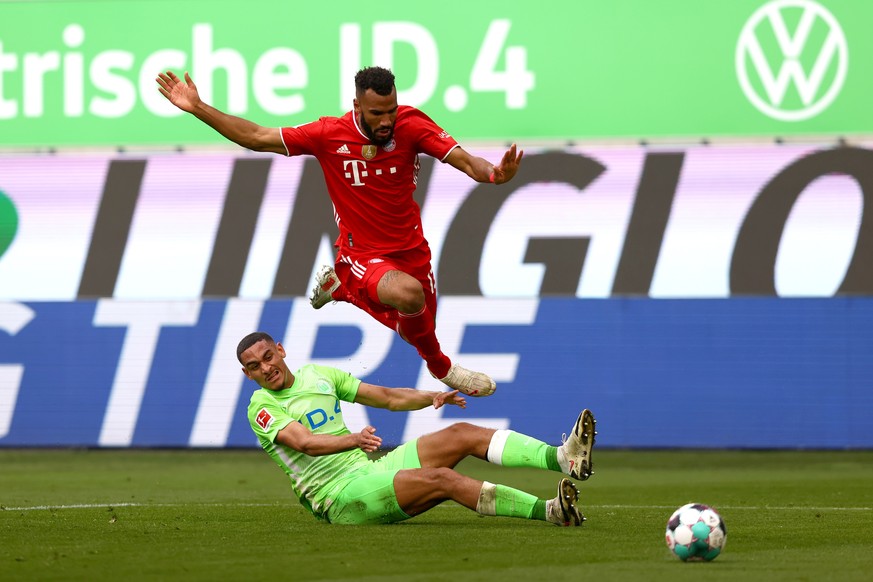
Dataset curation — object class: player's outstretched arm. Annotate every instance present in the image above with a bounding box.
[354,383,467,411]
[275,419,383,455]
[445,143,524,184]
[156,70,286,154]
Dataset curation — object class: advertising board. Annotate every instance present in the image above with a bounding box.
[1,0,870,146]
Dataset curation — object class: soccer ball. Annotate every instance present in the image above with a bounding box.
[665,503,726,561]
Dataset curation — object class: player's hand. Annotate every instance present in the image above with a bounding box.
[433,390,467,410]
[156,71,201,113]
[357,425,382,453]
[491,143,524,184]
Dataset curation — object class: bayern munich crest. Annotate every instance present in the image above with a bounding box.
[383,138,396,152]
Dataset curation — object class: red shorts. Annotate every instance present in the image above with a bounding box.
[334,245,437,319]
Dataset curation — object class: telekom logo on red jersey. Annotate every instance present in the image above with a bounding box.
[343,160,369,186]
[343,160,398,186]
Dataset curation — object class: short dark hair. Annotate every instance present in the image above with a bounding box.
[355,66,395,97]
[237,332,275,362]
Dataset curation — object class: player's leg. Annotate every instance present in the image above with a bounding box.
[362,259,491,396]
[312,252,495,397]
[415,422,495,469]
[416,422,559,472]
[393,468,584,526]
[324,443,471,524]
[373,267,453,373]
[366,436,584,526]
[488,409,597,480]
[311,254,424,319]
[415,412,597,481]
[384,255,495,397]
[310,261,398,329]
[393,467,479,515]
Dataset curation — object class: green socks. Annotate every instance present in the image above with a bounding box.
[476,481,548,521]
[474,430,567,523]
[486,429,562,473]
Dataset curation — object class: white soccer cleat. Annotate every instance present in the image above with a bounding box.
[561,409,597,481]
[436,363,496,397]
[546,478,585,526]
[309,265,340,309]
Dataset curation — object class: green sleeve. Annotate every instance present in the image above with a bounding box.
[247,390,294,444]
[309,364,362,403]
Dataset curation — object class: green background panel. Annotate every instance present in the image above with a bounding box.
[0,0,869,146]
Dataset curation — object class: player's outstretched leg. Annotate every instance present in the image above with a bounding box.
[558,409,597,480]
[435,363,496,397]
[545,478,585,526]
[310,265,342,309]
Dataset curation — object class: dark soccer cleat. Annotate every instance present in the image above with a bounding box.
[561,409,597,480]
[546,478,585,526]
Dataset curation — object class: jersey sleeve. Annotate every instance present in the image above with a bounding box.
[248,391,294,444]
[310,364,362,403]
[407,107,459,161]
[280,119,323,157]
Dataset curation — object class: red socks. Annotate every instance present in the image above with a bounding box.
[397,306,451,378]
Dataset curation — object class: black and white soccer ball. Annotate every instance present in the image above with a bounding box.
[665,503,727,561]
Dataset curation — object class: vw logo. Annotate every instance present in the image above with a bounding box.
[736,0,848,121]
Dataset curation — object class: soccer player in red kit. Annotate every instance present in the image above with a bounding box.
[157,66,523,397]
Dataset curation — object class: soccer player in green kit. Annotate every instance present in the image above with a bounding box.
[240,332,597,526]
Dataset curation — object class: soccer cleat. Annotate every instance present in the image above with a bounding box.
[561,409,597,481]
[435,363,496,397]
[309,265,341,309]
[546,478,585,526]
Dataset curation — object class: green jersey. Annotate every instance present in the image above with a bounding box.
[247,363,367,518]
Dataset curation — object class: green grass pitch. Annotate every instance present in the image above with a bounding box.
[2,449,872,581]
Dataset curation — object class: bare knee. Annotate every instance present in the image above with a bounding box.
[445,422,495,442]
[395,467,481,515]
[392,280,424,313]
[419,467,465,495]
[378,271,425,313]
[443,423,495,455]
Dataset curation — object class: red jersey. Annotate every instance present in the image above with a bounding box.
[280,106,459,257]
